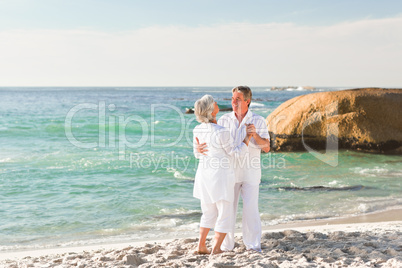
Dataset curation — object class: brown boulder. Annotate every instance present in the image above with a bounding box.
[266,88,402,154]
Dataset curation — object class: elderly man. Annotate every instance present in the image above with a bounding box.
[197,86,270,252]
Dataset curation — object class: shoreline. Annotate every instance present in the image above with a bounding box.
[1,208,402,266]
[262,207,402,232]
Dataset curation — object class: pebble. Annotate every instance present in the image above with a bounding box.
[123,254,145,266]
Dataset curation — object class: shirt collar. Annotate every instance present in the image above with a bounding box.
[230,110,253,126]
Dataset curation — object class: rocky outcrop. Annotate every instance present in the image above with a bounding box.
[185,107,232,114]
[266,88,402,154]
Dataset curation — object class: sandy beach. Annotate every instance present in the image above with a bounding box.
[1,209,401,268]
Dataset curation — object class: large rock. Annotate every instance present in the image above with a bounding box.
[266,88,402,154]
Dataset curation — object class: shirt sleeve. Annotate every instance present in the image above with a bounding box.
[255,116,270,140]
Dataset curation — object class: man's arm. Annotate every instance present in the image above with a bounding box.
[246,124,270,153]
[195,137,208,156]
[253,134,270,153]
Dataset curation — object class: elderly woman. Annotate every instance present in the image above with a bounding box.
[193,94,251,254]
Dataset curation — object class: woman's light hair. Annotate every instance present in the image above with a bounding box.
[232,86,252,107]
[194,94,215,123]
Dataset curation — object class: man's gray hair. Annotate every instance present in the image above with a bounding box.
[232,85,252,107]
[194,94,215,123]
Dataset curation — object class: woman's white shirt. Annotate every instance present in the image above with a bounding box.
[193,123,248,204]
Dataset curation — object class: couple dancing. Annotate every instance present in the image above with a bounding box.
[193,86,270,254]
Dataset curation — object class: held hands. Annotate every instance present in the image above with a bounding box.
[243,123,256,146]
[195,137,208,155]
[246,123,270,152]
[246,123,257,138]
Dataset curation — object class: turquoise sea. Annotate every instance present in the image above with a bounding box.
[0,87,401,251]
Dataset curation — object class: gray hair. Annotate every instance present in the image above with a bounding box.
[232,85,252,107]
[194,95,215,123]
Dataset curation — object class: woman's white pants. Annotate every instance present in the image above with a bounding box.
[200,200,233,234]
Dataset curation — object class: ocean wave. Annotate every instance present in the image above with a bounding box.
[166,167,194,181]
[191,90,229,93]
[353,167,387,174]
[261,202,402,227]
[276,185,367,192]
[352,197,402,214]
[260,212,335,226]
[268,86,346,92]
[286,87,305,91]
[153,211,201,221]
[351,167,402,178]
[173,171,194,180]
[0,157,12,163]
[250,102,265,108]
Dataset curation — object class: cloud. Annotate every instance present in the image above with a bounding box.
[0,16,401,87]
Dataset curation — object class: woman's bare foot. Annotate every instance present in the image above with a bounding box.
[210,231,227,255]
[211,248,224,255]
[196,246,211,254]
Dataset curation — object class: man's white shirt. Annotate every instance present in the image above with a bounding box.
[218,111,270,185]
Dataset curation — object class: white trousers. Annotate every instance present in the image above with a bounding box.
[221,182,261,251]
[200,200,233,234]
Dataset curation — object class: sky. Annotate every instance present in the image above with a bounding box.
[0,0,401,87]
